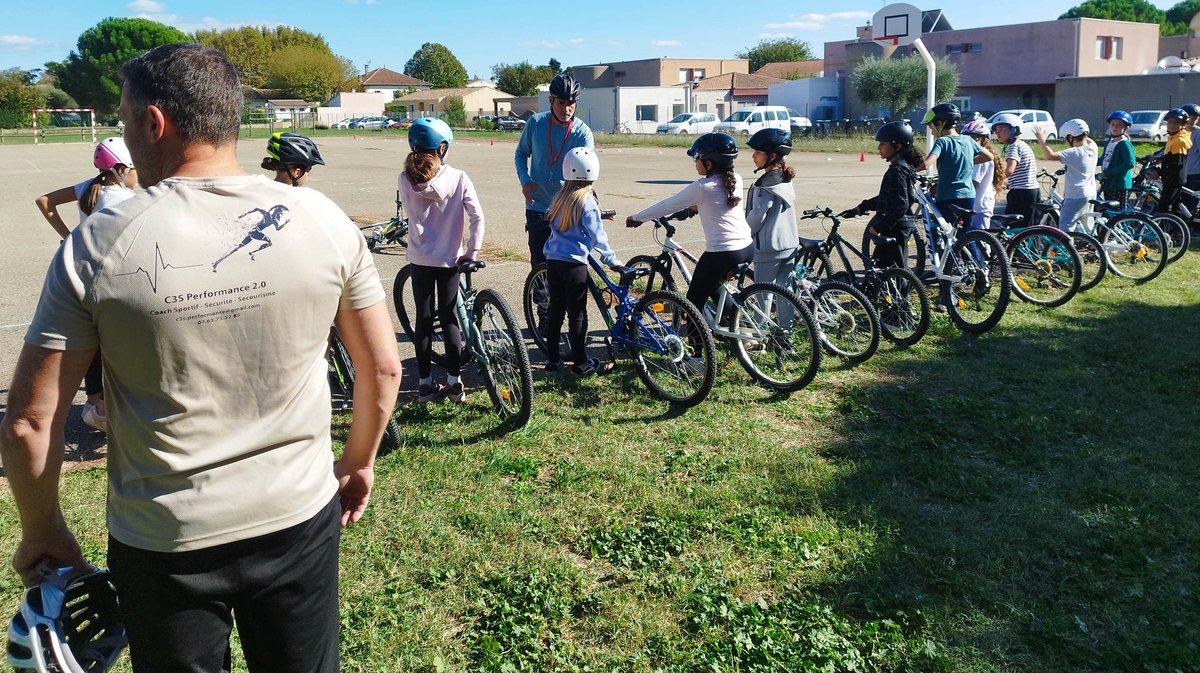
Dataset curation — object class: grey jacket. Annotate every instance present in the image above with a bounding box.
[744,170,798,260]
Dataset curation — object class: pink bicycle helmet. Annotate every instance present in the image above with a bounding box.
[93,137,133,171]
[961,120,990,137]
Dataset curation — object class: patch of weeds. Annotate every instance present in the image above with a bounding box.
[487,448,542,480]
[469,566,598,671]
[681,580,949,672]
[582,512,692,571]
[660,447,733,484]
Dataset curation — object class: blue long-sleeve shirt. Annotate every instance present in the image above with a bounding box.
[543,194,618,266]
[514,111,594,213]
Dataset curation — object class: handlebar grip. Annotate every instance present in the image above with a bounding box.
[600,209,616,219]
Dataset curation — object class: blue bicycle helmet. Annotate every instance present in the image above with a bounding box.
[408,117,454,155]
[1105,110,1133,127]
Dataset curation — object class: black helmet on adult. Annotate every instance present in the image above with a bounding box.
[1166,107,1190,122]
[921,102,960,127]
[688,132,739,169]
[746,128,792,157]
[267,132,325,169]
[875,120,915,145]
[549,74,581,102]
[1183,103,1200,119]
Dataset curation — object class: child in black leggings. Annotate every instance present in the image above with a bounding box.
[542,148,619,375]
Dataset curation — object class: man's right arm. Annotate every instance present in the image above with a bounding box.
[331,301,401,526]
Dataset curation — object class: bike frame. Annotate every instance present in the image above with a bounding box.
[448,270,492,369]
[912,187,978,282]
[584,255,685,357]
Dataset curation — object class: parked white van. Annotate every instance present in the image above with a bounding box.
[1128,110,1168,142]
[713,105,791,137]
[656,112,719,135]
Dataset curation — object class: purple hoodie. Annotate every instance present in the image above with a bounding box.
[401,164,485,267]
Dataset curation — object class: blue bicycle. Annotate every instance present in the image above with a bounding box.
[523,255,717,408]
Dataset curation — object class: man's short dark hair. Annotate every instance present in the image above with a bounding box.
[120,43,243,146]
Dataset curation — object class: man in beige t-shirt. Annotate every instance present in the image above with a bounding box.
[0,43,401,673]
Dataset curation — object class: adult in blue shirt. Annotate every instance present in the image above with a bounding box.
[514,73,595,268]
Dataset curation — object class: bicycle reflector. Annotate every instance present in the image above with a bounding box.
[651,302,665,312]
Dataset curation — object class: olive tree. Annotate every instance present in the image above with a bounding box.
[852,55,959,120]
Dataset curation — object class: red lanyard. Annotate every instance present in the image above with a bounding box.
[547,117,573,169]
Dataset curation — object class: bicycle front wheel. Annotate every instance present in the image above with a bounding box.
[809,280,880,363]
[1068,230,1107,292]
[1099,214,1168,282]
[474,289,534,427]
[393,264,447,366]
[630,290,715,407]
[327,328,355,411]
[625,254,678,300]
[521,263,569,359]
[732,283,822,392]
[945,229,1012,334]
[1006,226,1082,307]
[1153,212,1190,263]
[872,267,930,346]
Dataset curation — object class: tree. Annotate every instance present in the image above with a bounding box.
[852,55,959,120]
[492,61,555,96]
[548,58,562,75]
[0,68,48,128]
[443,96,466,127]
[263,46,356,103]
[1060,0,1186,35]
[735,38,815,73]
[404,43,468,89]
[194,25,335,88]
[45,17,190,115]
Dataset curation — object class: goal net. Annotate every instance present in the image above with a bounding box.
[32,108,97,145]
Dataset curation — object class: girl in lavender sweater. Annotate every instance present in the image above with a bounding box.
[401,118,485,403]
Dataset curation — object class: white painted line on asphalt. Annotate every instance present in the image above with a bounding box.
[1,322,32,330]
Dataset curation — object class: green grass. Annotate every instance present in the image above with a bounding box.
[3,251,1199,672]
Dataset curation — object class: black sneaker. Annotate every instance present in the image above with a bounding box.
[446,382,466,403]
[417,382,446,403]
[544,360,565,372]
[571,357,601,377]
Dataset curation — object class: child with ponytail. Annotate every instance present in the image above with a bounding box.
[744,128,798,289]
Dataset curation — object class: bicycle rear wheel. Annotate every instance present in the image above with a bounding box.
[1099,214,1168,282]
[861,228,927,275]
[630,290,715,407]
[732,283,822,392]
[1067,230,1107,292]
[945,229,1012,334]
[1006,226,1081,307]
[1153,212,1190,263]
[871,267,930,346]
[809,280,879,363]
[521,263,569,358]
[329,328,403,455]
[474,289,534,427]
[393,264,448,366]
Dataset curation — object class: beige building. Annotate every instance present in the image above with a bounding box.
[570,57,749,88]
[362,68,432,97]
[394,84,516,120]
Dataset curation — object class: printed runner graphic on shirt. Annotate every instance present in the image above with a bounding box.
[212,205,291,272]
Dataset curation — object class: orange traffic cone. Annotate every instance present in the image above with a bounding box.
[859,150,866,162]
[490,139,495,146]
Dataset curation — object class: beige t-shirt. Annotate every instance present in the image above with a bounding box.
[27,175,385,552]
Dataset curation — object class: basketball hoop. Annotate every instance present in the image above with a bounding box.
[873,36,900,46]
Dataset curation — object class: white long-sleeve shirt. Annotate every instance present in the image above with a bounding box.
[632,174,753,253]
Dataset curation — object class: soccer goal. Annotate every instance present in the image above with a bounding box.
[32,108,97,145]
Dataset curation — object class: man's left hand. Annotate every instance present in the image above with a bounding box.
[333,460,374,527]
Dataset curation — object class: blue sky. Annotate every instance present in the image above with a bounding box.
[0,0,1180,81]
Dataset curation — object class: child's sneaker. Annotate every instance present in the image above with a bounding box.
[544,359,565,372]
[570,356,601,377]
[417,382,446,403]
[446,382,467,403]
[81,402,107,433]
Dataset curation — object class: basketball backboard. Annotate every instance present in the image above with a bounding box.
[872,3,923,47]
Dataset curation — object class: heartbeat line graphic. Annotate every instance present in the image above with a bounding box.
[114,243,204,293]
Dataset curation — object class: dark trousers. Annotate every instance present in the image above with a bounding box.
[687,245,755,324]
[108,496,341,673]
[1004,188,1040,228]
[410,264,463,378]
[525,210,552,268]
[545,259,590,364]
[871,228,913,269]
[1102,186,1127,208]
[84,351,103,396]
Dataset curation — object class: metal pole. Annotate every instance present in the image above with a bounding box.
[912,37,936,151]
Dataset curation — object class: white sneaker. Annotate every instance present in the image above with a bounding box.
[81,402,107,433]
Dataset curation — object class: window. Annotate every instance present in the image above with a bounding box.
[749,113,762,123]
[946,44,962,54]
[967,43,982,53]
[699,104,708,112]
[678,67,706,83]
[672,103,685,118]
[635,105,657,122]
[1095,36,1123,60]
[615,70,627,77]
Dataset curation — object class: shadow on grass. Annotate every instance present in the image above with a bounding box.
[784,298,1200,671]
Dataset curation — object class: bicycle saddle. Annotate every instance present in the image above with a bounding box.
[990,214,1025,227]
[612,266,650,286]
[1088,199,1121,209]
[458,260,487,274]
[798,237,824,249]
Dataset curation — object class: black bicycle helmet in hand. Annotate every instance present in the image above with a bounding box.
[875,120,915,145]
[746,128,792,157]
[7,566,127,673]
[549,74,581,102]
[266,132,325,169]
[688,132,739,170]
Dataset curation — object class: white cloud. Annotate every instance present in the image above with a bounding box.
[520,40,562,48]
[757,32,794,39]
[764,10,871,31]
[652,40,682,47]
[568,38,584,45]
[133,12,280,33]
[127,0,166,11]
[0,35,41,51]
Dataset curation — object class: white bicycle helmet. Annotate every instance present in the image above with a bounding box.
[961,120,990,137]
[1058,119,1089,139]
[991,113,1023,137]
[562,147,600,182]
[6,566,127,673]
[93,137,133,172]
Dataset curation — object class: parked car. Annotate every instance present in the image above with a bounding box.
[495,116,526,131]
[713,105,791,137]
[331,117,363,129]
[1128,110,1168,142]
[350,116,391,129]
[987,109,1057,140]
[786,109,812,136]
[386,117,413,129]
[656,112,719,135]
